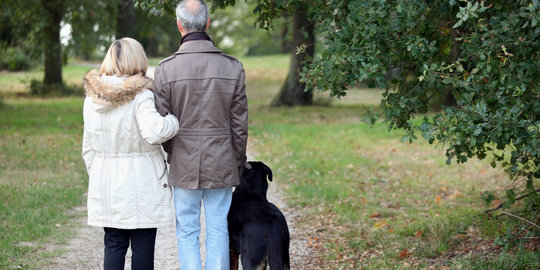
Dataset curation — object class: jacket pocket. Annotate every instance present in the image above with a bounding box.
[157,160,173,206]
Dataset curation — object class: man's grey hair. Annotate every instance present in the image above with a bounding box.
[176,0,209,32]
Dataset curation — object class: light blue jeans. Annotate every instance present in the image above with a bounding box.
[173,186,232,270]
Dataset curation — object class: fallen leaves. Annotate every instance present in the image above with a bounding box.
[399,248,413,258]
[307,237,320,248]
[449,190,463,200]
[374,219,387,228]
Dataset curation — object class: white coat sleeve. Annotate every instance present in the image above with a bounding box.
[81,98,96,172]
[135,90,179,144]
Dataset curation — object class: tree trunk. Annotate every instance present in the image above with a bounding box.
[271,7,314,106]
[117,0,136,38]
[280,13,291,53]
[42,0,64,86]
[445,28,460,107]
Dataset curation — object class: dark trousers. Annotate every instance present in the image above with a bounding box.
[103,227,157,270]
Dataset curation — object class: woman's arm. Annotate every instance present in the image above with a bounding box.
[135,90,179,144]
[81,98,96,172]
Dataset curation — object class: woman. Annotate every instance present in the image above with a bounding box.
[82,37,179,270]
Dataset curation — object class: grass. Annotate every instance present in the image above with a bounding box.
[0,64,94,95]
[0,98,88,268]
[1,54,538,268]
[241,56,539,268]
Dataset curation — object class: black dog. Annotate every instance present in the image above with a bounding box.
[228,161,290,270]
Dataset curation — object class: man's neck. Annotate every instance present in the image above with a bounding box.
[180,31,212,45]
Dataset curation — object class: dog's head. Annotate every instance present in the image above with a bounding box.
[239,161,273,200]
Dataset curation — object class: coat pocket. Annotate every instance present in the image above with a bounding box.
[157,160,173,206]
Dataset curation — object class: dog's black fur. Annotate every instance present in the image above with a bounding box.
[228,161,290,270]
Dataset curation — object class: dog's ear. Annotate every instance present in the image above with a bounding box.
[263,163,273,182]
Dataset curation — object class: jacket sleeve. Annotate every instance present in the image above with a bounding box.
[81,98,96,173]
[152,66,174,155]
[135,90,179,145]
[152,65,171,116]
[230,67,248,175]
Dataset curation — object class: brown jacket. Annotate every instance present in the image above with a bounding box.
[153,40,248,189]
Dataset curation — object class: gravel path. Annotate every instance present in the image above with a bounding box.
[46,148,313,269]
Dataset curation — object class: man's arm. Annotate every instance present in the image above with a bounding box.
[152,65,171,116]
[230,67,248,176]
[152,65,174,158]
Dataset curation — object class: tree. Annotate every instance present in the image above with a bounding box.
[136,0,539,212]
[42,0,65,85]
[134,0,316,106]
[117,1,137,39]
[2,0,66,86]
[66,1,118,61]
[2,0,119,94]
[271,5,314,106]
[206,2,285,56]
[302,0,539,210]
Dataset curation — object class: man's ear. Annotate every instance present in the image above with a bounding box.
[177,20,183,33]
[206,17,210,30]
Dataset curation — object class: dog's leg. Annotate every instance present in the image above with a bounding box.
[256,257,267,270]
[230,249,239,270]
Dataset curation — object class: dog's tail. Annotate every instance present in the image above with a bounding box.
[267,227,290,270]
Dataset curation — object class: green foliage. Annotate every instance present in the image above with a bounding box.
[0,46,31,71]
[134,0,178,16]
[137,0,538,198]
[65,0,118,59]
[299,0,539,210]
[449,251,540,270]
[208,2,285,56]
[135,0,287,30]
[1,0,122,94]
[134,0,287,56]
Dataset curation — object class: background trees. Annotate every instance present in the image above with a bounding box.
[305,0,539,211]
[135,0,316,106]
[0,0,287,95]
[137,0,539,213]
[3,0,537,209]
[1,0,118,94]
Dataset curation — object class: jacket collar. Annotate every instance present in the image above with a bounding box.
[175,40,222,55]
[84,69,153,110]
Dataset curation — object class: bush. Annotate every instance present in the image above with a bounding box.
[29,80,84,97]
[0,47,31,71]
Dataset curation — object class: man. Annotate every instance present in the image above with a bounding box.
[152,0,248,269]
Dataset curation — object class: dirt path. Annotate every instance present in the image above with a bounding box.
[46,147,313,269]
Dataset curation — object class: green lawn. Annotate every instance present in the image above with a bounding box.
[0,64,94,95]
[0,55,538,269]
[0,98,87,268]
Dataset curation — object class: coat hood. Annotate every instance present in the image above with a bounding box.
[84,69,154,112]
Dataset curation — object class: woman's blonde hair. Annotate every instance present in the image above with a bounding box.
[100,37,148,76]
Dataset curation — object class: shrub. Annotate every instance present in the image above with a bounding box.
[29,80,84,97]
[0,47,31,71]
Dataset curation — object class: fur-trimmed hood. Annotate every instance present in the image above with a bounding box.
[84,69,154,111]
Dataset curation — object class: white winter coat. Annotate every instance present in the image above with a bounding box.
[82,69,179,229]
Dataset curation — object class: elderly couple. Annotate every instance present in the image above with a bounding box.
[81,0,248,269]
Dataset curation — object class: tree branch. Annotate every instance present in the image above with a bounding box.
[484,188,540,213]
[500,211,540,230]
